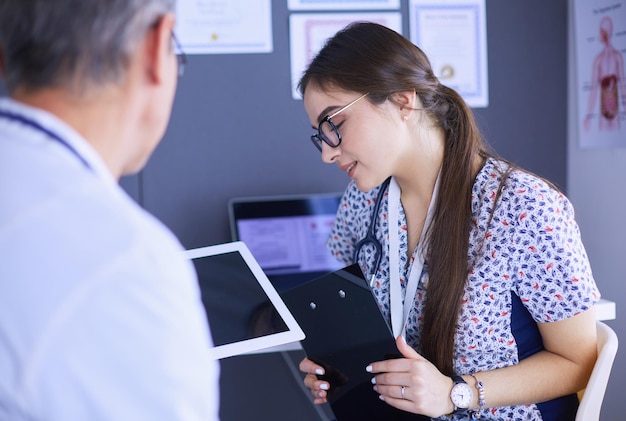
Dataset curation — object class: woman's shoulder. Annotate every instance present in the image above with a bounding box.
[473,158,580,232]
[477,158,567,203]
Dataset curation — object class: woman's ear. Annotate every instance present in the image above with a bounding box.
[389,90,418,111]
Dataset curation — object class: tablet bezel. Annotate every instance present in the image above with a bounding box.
[185,241,305,360]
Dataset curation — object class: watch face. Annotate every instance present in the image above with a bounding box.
[451,382,473,409]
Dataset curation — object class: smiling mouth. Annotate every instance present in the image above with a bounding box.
[346,162,357,177]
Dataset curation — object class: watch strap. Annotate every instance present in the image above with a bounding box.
[451,375,465,384]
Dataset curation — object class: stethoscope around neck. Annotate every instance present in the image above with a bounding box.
[352,176,391,287]
[352,173,440,337]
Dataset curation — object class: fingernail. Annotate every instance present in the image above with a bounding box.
[373,385,378,392]
[370,377,376,384]
[315,368,324,375]
[379,395,385,401]
[320,383,329,390]
[317,391,324,398]
[365,365,373,373]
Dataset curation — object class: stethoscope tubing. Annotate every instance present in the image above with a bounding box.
[352,177,391,285]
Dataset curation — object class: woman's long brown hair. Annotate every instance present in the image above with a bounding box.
[299,22,497,375]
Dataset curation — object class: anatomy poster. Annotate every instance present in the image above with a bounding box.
[574,0,626,149]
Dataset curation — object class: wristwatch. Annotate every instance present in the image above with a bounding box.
[450,375,473,415]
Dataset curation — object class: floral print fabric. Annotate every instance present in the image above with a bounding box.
[328,158,600,420]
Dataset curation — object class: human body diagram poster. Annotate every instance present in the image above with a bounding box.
[574,0,626,149]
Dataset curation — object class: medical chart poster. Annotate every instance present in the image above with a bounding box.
[175,0,272,54]
[408,0,488,108]
[289,12,403,100]
[574,0,626,149]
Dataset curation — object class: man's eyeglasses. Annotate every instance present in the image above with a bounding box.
[310,93,368,152]
[172,32,186,78]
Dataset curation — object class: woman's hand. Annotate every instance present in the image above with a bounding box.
[367,336,455,418]
[299,357,330,404]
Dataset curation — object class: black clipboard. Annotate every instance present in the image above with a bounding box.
[280,264,427,421]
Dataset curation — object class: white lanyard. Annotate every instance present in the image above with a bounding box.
[388,174,440,338]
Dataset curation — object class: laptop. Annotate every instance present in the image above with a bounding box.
[228,192,344,292]
[185,241,304,360]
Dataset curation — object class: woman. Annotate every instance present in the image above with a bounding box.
[297,22,599,420]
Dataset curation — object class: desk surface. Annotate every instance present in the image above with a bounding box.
[596,298,616,321]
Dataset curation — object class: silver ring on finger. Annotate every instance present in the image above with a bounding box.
[401,385,406,399]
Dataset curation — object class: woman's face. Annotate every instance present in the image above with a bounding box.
[303,86,402,192]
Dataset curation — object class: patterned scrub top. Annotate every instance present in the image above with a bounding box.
[327,158,600,421]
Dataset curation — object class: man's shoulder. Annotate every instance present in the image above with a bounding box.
[0,167,189,303]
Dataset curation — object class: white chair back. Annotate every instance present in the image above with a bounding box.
[575,321,618,421]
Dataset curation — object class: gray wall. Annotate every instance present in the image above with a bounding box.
[122,0,568,252]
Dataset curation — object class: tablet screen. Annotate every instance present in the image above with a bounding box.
[187,241,304,360]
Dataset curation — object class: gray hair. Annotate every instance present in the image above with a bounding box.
[0,0,176,94]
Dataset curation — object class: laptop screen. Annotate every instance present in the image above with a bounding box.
[186,241,304,359]
[228,193,344,292]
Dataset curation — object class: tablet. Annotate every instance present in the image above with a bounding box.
[280,264,417,420]
[186,241,304,360]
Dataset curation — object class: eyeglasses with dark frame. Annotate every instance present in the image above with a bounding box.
[171,32,187,78]
[310,93,369,152]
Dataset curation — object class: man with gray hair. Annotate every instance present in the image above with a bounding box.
[0,1,219,419]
